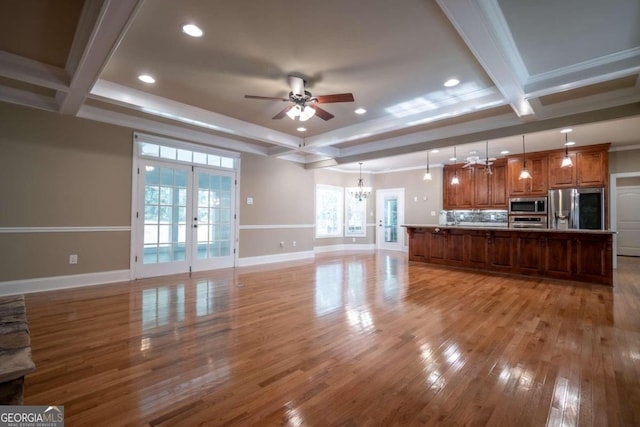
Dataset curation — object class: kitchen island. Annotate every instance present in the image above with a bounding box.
[403,225,614,286]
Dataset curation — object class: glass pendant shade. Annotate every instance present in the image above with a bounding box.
[451,174,459,185]
[519,135,532,180]
[561,133,573,168]
[286,104,302,119]
[423,151,432,180]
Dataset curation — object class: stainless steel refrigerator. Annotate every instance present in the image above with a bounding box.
[548,187,605,230]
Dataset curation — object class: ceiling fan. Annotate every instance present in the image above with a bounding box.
[462,141,496,175]
[244,75,354,121]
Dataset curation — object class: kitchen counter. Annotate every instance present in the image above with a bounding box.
[402,224,615,234]
[404,225,613,286]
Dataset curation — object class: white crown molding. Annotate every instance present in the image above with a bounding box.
[532,87,640,121]
[0,270,130,296]
[0,226,130,233]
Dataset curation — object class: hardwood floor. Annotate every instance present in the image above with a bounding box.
[23,252,640,426]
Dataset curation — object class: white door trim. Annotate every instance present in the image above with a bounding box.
[376,188,405,252]
[610,171,640,269]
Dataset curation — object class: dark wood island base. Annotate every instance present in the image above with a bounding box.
[404,225,614,286]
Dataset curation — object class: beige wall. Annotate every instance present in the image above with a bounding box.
[0,103,132,282]
[239,153,315,257]
[609,149,640,174]
[373,167,443,225]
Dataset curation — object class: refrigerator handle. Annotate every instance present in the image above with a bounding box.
[571,189,578,229]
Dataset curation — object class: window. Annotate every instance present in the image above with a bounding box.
[137,138,237,170]
[315,185,344,238]
[345,189,367,236]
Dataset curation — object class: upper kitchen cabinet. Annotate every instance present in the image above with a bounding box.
[507,154,548,197]
[443,164,474,209]
[444,159,507,210]
[475,159,507,209]
[548,144,609,188]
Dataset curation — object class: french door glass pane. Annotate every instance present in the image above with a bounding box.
[197,172,232,260]
[384,198,398,243]
[143,166,188,264]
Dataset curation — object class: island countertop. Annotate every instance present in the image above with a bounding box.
[402,224,616,235]
[403,225,613,285]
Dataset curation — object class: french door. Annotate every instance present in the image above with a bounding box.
[135,160,236,278]
[376,188,405,251]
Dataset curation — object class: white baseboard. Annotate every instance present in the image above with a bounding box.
[314,244,375,253]
[0,270,130,296]
[237,250,315,267]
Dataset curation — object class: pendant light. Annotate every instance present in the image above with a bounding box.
[561,132,573,168]
[451,146,459,185]
[354,162,371,201]
[484,140,493,175]
[518,135,532,180]
[423,151,432,180]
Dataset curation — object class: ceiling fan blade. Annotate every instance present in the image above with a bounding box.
[272,105,293,119]
[309,105,334,121]
[245,95,289,101]
[314,93,355,103]
[287,75,305,96]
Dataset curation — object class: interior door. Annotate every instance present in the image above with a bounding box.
[376,189,405,251]
[617,185,640,256]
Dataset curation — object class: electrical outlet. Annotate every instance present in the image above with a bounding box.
[490,214,496,220]
[279,241,284,248]
[431,211,436,216]
[69,254,78,264]
[292,240,296,247]
[352,238,356,243]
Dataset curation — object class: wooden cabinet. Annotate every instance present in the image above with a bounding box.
[443,165,473,209]
[548,144,609,189]
[405,226,613,286]
[507,154,548,197]
[444,159,507,210]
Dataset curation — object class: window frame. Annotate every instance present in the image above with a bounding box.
[345,188,367,237]
[315,184,345,238]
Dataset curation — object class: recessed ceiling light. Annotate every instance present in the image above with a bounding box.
[560,128,573,133]
[565,141,576,146]
[182,24,203,37]
[354,108,367,115]
[138,74,155,84]
[500,150,509,154]
[469,150,478,155]
[296,127,307,132]
[444,78,460,88]
[431,149,439,153]
[449,157,457,161]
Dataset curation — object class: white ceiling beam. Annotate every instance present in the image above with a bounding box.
[77,104,270,156]
[304,89,505,148]
[524,49,640,99]
[0,85,58,112]
[0,51,69,92]
[437,0,534,119]
[57,0,144,115]
[90,80,302,150]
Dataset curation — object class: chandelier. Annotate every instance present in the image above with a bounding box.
[354,162,371,201]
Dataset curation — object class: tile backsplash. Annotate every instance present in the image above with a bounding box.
[441,210,508,224]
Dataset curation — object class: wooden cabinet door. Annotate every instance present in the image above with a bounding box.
[528,155,548,195]
[490,160,507,208]
[548,152,576,188]
[474,166,491,208]
[507,157,528,196]
[576,150,606,187]
[457,166,474,208]
[508,155,548,196]
[443,166,457,210]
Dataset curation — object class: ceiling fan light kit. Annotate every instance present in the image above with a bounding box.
[245,75,354,122]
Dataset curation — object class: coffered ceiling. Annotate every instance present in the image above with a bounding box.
[1,0,639,171]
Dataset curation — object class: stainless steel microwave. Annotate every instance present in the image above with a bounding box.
[509,197,547,215]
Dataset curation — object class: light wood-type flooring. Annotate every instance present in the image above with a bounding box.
[24,252,640,426]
